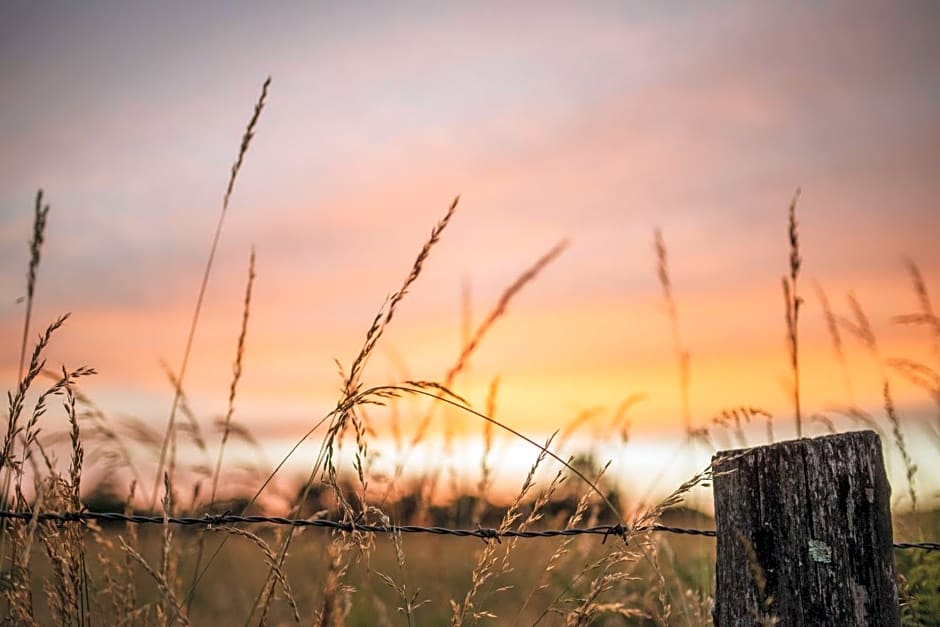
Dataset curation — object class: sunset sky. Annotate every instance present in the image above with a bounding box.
[1,1,939,504]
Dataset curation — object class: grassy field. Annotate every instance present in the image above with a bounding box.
[2,78,939,625]
[18,510,718,625]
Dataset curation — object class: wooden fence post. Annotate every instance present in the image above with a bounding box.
[712,430,899,626]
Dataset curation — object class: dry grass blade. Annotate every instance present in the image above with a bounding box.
[1,312,71,577]
[888,358,940,444]
[644,539,670,626]
[391,240,567,511]
[888,358,940,397]
[883,381,917,513]
[45,373,145,488]
[3,488,45,625]
[23,375,93,627]
[119,537,190,627]
[210,248,256,506]
[608,393,645,444]
[814,281,855,405]
[635,464,713,531]
[475,376,500,513]
[386,197,460,327]
[558,406,605,449]
[895,257,940,361]
[212,418,260,448]
[18,365,96,490]
[215,526,300,624]
[452,433,559,626]
[835,292,919,512]
[840,291,879,358]
[159,363,207,455]
[246,197,461,627]
[710,407,772,448]
[781,188,803,437]
[65,387,84,508]
[120,416,163,451]
[369,384,622,521]
[17,189,50,383]
[516,462,612,624]
[187,249,257,611]
[409,240,567,460]
[808,411,837,434]
[151,76,271,511]
[160,473,177,622]
[347,195,460,395]
[375,511,428,627]
[316,534,354,627]
[446,239,567,386]
[654,228,692,436]
[224,79,271,211]
[833,405,885,439]
[91,481,139,619]
[903,258,934,318]
[3,315,70,470]
[537,527,640,626]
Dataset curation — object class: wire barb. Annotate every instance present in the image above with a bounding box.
[602,523,628,544]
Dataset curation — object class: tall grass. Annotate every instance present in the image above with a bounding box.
[186,248,257,611]
[151,77,271,511]
[840,291,919,512]
[17,190,49,383]
[654,228,691,437]
[782,188,803,438]
[1,82,938,626]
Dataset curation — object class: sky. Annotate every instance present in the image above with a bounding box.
[1,1,939,505]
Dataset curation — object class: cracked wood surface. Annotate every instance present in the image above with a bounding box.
[712,430,899,626]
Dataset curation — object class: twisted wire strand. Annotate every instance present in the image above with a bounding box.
[0,510,935,551]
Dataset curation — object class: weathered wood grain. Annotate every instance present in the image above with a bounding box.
[712,430,898,626]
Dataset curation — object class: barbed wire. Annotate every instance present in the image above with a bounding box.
[0,510,936,551]
[892,541,940,551]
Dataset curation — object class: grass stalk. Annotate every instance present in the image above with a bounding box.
[841,291,919,512]
[185,249,256,611]
[245,197,460,626]
[150,77,271,512]
[654,228,692,436]
[397,240,567,501]
[17,190,50,383]
[782,188,803,437]
[814,281,855,405]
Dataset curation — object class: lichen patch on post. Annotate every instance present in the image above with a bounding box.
[808,540,832,564]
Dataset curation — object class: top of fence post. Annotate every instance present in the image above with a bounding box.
[711,430,899,626]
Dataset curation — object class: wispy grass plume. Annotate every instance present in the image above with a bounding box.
[841,291,919,512]
[814,281,855,405]
[210,247,256,506]
[408,240,567,473]
[883,381,918,512]
[17,190,50,382]
[781,188,803,437]
[151,77,271,510]
[451,433,560,626]
[445,240,567,386]
[246,197,460,626]
[654,228,691,436]
[187,248,256,609]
